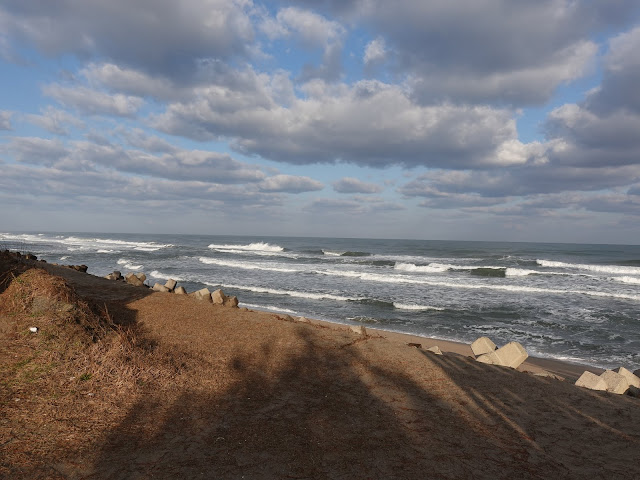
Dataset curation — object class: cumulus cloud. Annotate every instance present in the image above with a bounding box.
[259,174,324,193]
[0,0,255,78]
[24,107,84,135]
[0,110,12,130]
[154,76,523,169]
[43,84,143,117]
[333,177,382,194]
[363,37,386,66]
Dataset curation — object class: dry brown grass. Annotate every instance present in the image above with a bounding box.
[0,253,192,478]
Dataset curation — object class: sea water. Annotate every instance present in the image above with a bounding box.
[2,232,639,370]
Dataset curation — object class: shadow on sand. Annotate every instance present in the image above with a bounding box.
[86,324,640,480]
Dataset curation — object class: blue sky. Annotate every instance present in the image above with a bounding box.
[1,0,640,243]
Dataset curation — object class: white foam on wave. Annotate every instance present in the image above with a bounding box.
[150,270,186,281]
[394,263,449,273]
[199,257,299,273]
[537,259,640,275]
[611,276,640,285]
[241,303,298,314]
[505,268,538,276]
[393,303,444,311]
[322,250,343,256]
[60,256,69,260]
[208,242,284,253]
[1,232,173,251]
[318,268,640,301]
[208,282,363,302]
[117,259,142,270]
[97,249,116,253]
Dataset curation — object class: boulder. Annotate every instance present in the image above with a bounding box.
[600,370,629,395]
[135,273,146,283]
[426,345,443,355]
[70,265,88,273]
[211,289,227,305]
[192,288,212,302]
[105,271,123,281]
[224,296,239,308]
[615,367,640,389]
[350,325,367,336]
[575,371,607,391]
[165,279,177,292]
[174,286,187,295]
[476,342,528,369]
[152,283,170,293]
[25,253,37,260]
[471,336,497,356]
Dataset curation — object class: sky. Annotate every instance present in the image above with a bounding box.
[1,0,640,244]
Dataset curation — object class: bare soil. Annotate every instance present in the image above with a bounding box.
[1,252,639,479]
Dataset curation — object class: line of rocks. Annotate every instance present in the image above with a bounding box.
[471,336,528,369]
[104,271,239,308]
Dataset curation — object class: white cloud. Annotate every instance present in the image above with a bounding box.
[0,110,12,130]
[333,177,383,194]
[259,174,324,193]
[43,84,143,117]
[363,37,386,65]
[24,107,84,135]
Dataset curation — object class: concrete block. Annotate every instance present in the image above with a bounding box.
[297,316,310,323]
[192,288,212,302]
[212,289,227,305]
[471,337,497,356]
[614,367,640,389]
[152,283,170,293]
[174,286,187,295]
[476,342,528,369]
[426,345,443,355]
[125,273,144,287]
[135,273,146,283]
[575,371,607,391]
[600,370,629,394]
[164,279,177,291]
[350,325,367,336]
[224,296,239,308]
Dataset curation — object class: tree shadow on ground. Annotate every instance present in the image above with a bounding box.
[86,325,640,480]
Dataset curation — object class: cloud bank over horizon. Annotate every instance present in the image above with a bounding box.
[1,0,639,243]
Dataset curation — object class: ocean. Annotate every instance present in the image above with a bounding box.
[2,232,639,371]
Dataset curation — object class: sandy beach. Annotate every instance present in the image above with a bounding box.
[1,252,639,479]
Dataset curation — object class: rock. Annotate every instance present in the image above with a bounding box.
[174,286,187,295]
[211,289,227,305]
[297,316,310,323]
[407,343,422,348]
[471,336,497,356]
[135,273,146,283]
[350,325,367,336]
[224,296,239,308]
[165,279,177,292]
[25,253,37,260]
[627,385,640,398]
[575,371,607,391]
[614,367,640,389]
[426,345,443,355]
[152,283,170,293]
[192,288,212,302]
[70,265,88,273]
[476,342,528,369]
[600,370,629,395]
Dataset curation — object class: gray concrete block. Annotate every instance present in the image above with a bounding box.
[164,279,177,291]
[174,286,187,295]
[192,288,212,302]
[350,325,367,336]
[575,371,607,391]
[426,345,443,355]
[471,337,497,356]
[600,370,629,394]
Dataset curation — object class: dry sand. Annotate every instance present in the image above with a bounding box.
[1,256,639,479]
